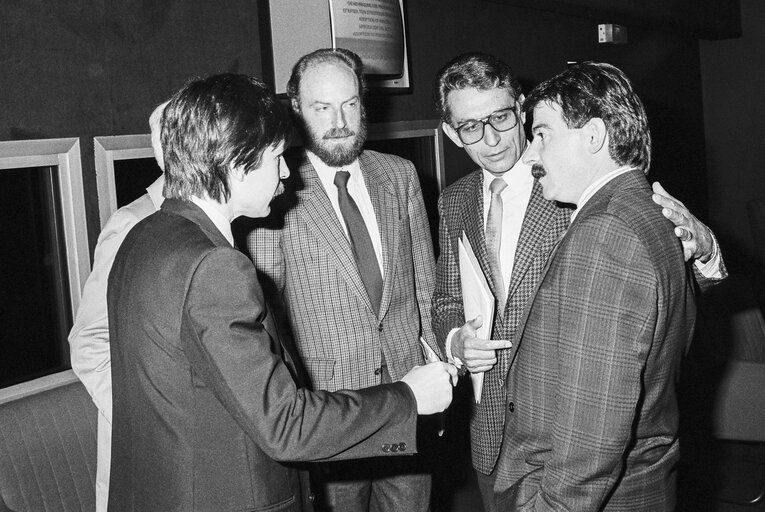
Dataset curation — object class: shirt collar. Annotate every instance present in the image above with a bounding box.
[307,150,362,187]
[571,165,635,222]
[189,196,235,247]
[481,148,534,193]
[147,175,165,210]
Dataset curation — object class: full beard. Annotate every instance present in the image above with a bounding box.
[304,115,368,167]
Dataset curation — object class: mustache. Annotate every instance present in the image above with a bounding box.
[323,127,355,139]
[531,164,547,179]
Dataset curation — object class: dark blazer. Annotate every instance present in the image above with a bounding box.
[107,199,418,512]
[493,171,696,511]
[431,170,569,474]
[248,150,437,392]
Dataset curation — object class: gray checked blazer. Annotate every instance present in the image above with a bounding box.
[493,171,696,511]
[431,169,570,475]
[248,150,438,392]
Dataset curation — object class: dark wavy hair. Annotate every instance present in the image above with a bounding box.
[161,73,291,202]
[524,61,651,173]
[286,47,366,109]
[433,52,522,124]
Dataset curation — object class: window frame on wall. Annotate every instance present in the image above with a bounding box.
[0,138,90,401]
[94,134,155,228]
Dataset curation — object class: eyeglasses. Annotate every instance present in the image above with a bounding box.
[453,106,519,145]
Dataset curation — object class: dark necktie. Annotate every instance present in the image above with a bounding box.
[486,177,508,311]
[334,170,383,315]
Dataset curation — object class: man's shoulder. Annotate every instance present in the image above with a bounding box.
[123,205,213,260]
[98,193,157,243]
[441,169,481,200]
[599,172,666,230]
[360,149,413,172]
[118,193,157,221]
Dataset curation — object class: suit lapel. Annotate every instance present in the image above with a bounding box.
[506,181,564,302]
[295,155,378,316]
[505,189,571,367]
[360,152,399,319]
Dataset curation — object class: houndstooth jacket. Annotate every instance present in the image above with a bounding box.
[248,150,438,392]
[432,169,570,475]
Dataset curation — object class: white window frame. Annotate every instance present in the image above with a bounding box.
[0,137,90,401]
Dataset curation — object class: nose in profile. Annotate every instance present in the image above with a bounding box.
[523,140,539,166]
[278,156,290,179]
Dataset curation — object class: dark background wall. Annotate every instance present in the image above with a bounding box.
[1,0,738,255]
[700,0,765,271]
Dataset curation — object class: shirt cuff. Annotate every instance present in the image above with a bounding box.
[445,327,465,369]
[694,231,723,279]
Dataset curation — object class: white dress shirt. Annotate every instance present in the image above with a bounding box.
[481,160,535,288]
[308,150,385,278]
[67,176,165,512]
[446,156,534,362]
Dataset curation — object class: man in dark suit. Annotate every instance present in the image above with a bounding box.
[493,61,694,510]
[248,49,438,511]
[107,73,457,512]
[430,53,725,512]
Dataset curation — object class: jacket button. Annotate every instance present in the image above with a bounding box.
[508,402,515,412]
[398,442,406,452]
[390,443,399,453]
[378,323,384,332]
[382,443,390,452]
[374,367,382,375]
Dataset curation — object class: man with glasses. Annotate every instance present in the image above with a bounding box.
[431,52,725,512]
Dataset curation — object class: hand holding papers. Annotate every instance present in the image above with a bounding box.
[458,233,495,403]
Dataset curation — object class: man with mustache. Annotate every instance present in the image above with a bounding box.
[431,52,725,512]
[248,49,439,511]
[493,61,695,511]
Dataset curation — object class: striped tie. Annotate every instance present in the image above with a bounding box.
[486,177,508,311]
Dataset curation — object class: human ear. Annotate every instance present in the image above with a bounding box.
[442,121,464,148]
[517,94,526,124]
[229,163,246,182]
[586,117,608,154]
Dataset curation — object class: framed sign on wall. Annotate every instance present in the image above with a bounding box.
[260,0,410,94]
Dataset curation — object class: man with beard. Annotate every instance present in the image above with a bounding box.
[248,48,438,511]
[108,73,457,511]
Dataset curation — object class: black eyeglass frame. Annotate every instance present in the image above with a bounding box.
[453,104,520,145]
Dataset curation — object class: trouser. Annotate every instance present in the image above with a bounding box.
[475,468,498,512]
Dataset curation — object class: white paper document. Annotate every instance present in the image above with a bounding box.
[420,337,441,363]
[458,232,495,403]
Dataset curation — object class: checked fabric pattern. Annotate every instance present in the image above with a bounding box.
[248,150,438,392]
[432,169,570,475]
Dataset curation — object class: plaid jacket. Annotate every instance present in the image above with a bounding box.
[494,171,696,511]
[248,150,437,392]
[432,169,569,475]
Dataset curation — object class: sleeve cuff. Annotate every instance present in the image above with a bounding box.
[694,231,724,279]
[445,327,465,369]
